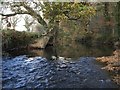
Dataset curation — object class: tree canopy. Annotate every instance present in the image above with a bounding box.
[0,1,96,28]
[43,2,96,22]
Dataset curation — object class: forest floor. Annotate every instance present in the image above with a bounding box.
[96,49,120,86]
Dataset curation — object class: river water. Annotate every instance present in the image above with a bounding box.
[5,42,114,60]
[2,43,119,89]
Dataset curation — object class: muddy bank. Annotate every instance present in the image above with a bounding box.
[2,56,119,89]
[96,50,120,86]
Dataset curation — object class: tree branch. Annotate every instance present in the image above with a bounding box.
[20,2,47,27]
[0,12,30,17]
[1,2,47,28]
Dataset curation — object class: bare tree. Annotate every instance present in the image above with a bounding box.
[24,15,35,32]
[0,2,47,28]
[9,15,20,30]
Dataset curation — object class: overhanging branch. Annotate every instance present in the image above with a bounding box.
[0,12,30,17]
[20,2,47,27]
[1,2,47,28]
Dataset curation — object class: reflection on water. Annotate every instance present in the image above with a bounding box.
[6,42,114,60]
[57,43,114,58]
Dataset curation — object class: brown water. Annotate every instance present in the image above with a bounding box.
[5,42,114,60]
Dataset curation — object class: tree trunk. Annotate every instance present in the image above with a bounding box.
[116,2,120,38]
[104,2,112,36]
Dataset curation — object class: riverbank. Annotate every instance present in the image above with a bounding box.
[2,30,41,51]
[96,49,120,85]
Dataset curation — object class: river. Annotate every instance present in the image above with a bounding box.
[2,43,119,88]
[4,42,114,60]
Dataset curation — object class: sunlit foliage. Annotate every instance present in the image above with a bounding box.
[42,2,96,22]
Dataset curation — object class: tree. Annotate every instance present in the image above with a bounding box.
[43,2,96,21]
[0,2,96,28]
[0,2,47,27]
[103,2,112,36]
[24,15,35,32]
[1,16,11,30]
[9,15,20,30]
[42,2,96,43]
[116,2,120,38]
[0,1,96,45]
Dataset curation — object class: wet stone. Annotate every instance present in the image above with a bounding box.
[60,64,67,68]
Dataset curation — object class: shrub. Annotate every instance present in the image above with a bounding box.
[2,29,40,51]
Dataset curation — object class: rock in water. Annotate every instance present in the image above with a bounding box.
[58,57,65,61]
[66,58,71,60]
[51,56,57,60]
[60,64,67,68]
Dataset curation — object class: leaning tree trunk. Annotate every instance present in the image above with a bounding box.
[53,20,59,59]
[47,20,60,58]
[53,20,59,45]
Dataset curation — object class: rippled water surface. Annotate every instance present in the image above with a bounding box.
[2,56,118,88]
[2,42,118,89]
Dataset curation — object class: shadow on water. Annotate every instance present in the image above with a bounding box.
[5,42,114,60]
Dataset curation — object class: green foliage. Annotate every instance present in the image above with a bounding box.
[2,30,40,50]
[41,2,96,45]
[42,2,96,22]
